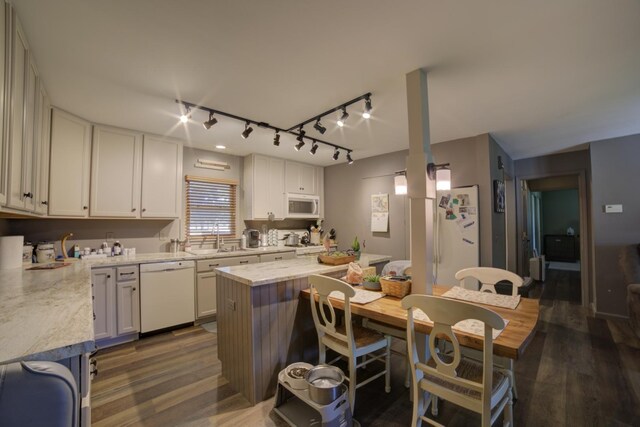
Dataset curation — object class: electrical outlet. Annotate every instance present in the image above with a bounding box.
[226,299,236,311]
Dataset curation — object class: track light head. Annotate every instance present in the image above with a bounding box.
[337,107,349,127]
[313,119,327,134]
[310,141,319,155]
[180,106,191,124]
[273,131,281,146]
[241,121,253,139]
[296,127,306,142]
[362,97,372,119]
[203,112,218,129]
[346,151,354,164]
[295,140,305,151]
[332,148,340,161]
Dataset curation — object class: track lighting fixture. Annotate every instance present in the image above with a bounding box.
[203,112,218,129]
[362,97,372,119]
[295,140,305,151]
[273,131,281,146]
[180,107,191,123]
[313,118,326,134]
[337,107,349,127]
[310,141,319,155]
[241,121,253,139]
[296,127,306,142]
[346,151,354,164]
[332,148,340,161]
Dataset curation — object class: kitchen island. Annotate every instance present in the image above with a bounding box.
[215,253,391,405]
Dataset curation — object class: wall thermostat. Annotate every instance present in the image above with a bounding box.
[604,204,623,213]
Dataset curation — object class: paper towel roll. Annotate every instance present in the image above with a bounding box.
[0,236,24,270]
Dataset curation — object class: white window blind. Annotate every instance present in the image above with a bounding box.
[185,176,237,239]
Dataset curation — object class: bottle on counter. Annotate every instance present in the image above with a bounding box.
[73,244,80,258]
[113,240,122,256]
[240,234,247,249]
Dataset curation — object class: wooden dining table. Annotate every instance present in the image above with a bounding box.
[300,284,540,360]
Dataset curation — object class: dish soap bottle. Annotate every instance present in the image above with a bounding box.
[113,240,122,256]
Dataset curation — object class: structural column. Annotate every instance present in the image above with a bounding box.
[405,69,435,295]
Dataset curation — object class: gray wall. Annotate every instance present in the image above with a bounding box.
[541,189,579,236]
[590,134,640,317]
[323,150,410,261]
[323,133,514,266]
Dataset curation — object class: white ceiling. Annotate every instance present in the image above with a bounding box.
[12,0,640,166]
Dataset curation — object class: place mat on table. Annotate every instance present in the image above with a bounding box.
[412,309,508,340]
[329,289,385,305]
[441,286,521,309]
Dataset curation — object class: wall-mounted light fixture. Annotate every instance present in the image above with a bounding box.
[427,162,451,191]
[394,162,452,195]
[195,158,230,171]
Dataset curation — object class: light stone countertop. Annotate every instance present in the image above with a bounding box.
[216,253,392,286]
[0,247,297,365]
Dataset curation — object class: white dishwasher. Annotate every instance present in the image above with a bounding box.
[140,260,195,333]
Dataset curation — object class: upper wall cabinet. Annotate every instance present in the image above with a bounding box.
[90,125,142,218]
[140,135,182,218]
[48,109,92,217]
[0,2,8,206]
[285,160,317,195]
[244,154,285,220]
[34,83,50,215]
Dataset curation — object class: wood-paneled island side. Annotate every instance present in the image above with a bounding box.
[215,254,391,405]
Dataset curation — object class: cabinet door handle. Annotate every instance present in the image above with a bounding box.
[209,264,220,268]
[132,287,136,291]
[132,208,136,212]
[83,206,88,210]
[275,257,282,260]
[239,260,249,264]
[106,275,111,278]
[142,208,146,212]
[41,201,47,205]
[93,313,96,320]
[120,272,135,276]
[23,192,33,198]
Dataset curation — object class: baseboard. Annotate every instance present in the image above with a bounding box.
[594,311,628,321]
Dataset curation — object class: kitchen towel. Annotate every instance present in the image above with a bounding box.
[0,236,24,270]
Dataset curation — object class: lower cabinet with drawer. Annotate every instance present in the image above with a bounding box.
[259,251,295,263]
[91,265,140,348]
[196,255,259,320]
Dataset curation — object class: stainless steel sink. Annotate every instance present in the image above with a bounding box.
[186,247,247,255]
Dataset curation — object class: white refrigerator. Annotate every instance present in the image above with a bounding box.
[434,185,480,287]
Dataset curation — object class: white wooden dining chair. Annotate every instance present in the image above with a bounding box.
[402,294,513,427]
[309,274,391,412]
[454,267,523,400]
[455,267,524,296]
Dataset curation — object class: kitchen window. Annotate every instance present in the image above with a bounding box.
[185,176,237,240]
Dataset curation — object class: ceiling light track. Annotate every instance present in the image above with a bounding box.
[176,99,352,155]
[285,92,372,132]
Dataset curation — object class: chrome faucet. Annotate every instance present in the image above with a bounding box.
[215,223,222,250]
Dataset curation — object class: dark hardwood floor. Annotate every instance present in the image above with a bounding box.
[91,269,640,426]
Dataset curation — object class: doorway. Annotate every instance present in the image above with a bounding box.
[516,172,591,308]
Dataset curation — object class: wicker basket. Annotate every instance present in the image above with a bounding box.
[318,254,356,265]
[380,276,412,298]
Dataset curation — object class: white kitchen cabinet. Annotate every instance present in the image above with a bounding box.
[195,255,259,319]
[90,125,142,217]
[34,83,50,215]
[48,108,92,217]
[0,2,8,206]
[259,251,296,263]
[116,280,140,335]
[92,268,115,341]
[244,154,285,220]
[5,17,32,211]
[285,160,317,195]
[140,135,182,218]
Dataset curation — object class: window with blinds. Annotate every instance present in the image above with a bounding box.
[185,176,237,239]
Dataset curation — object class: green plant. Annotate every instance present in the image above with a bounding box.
[364,275,380,283]
[351,236,360,252]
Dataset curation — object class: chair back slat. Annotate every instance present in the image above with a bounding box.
[402,294,505,399]
[309,275,356,350]
[455,267,524,296]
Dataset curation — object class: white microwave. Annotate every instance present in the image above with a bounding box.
[286,194,320,218]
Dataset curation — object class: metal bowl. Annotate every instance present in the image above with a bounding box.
[305,365,345,405]
[284,362,313,390]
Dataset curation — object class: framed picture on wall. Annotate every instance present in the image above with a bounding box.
[494,180,505,213]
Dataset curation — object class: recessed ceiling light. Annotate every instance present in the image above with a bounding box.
[215,145,226,150]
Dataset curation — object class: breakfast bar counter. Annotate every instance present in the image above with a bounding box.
[215,253,391,405]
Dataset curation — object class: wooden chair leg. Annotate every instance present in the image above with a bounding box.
[385,336,391,393]
[348,355,357,413]
[319,343,326,364]
[508,359,518,400]
[412,386,425,427]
